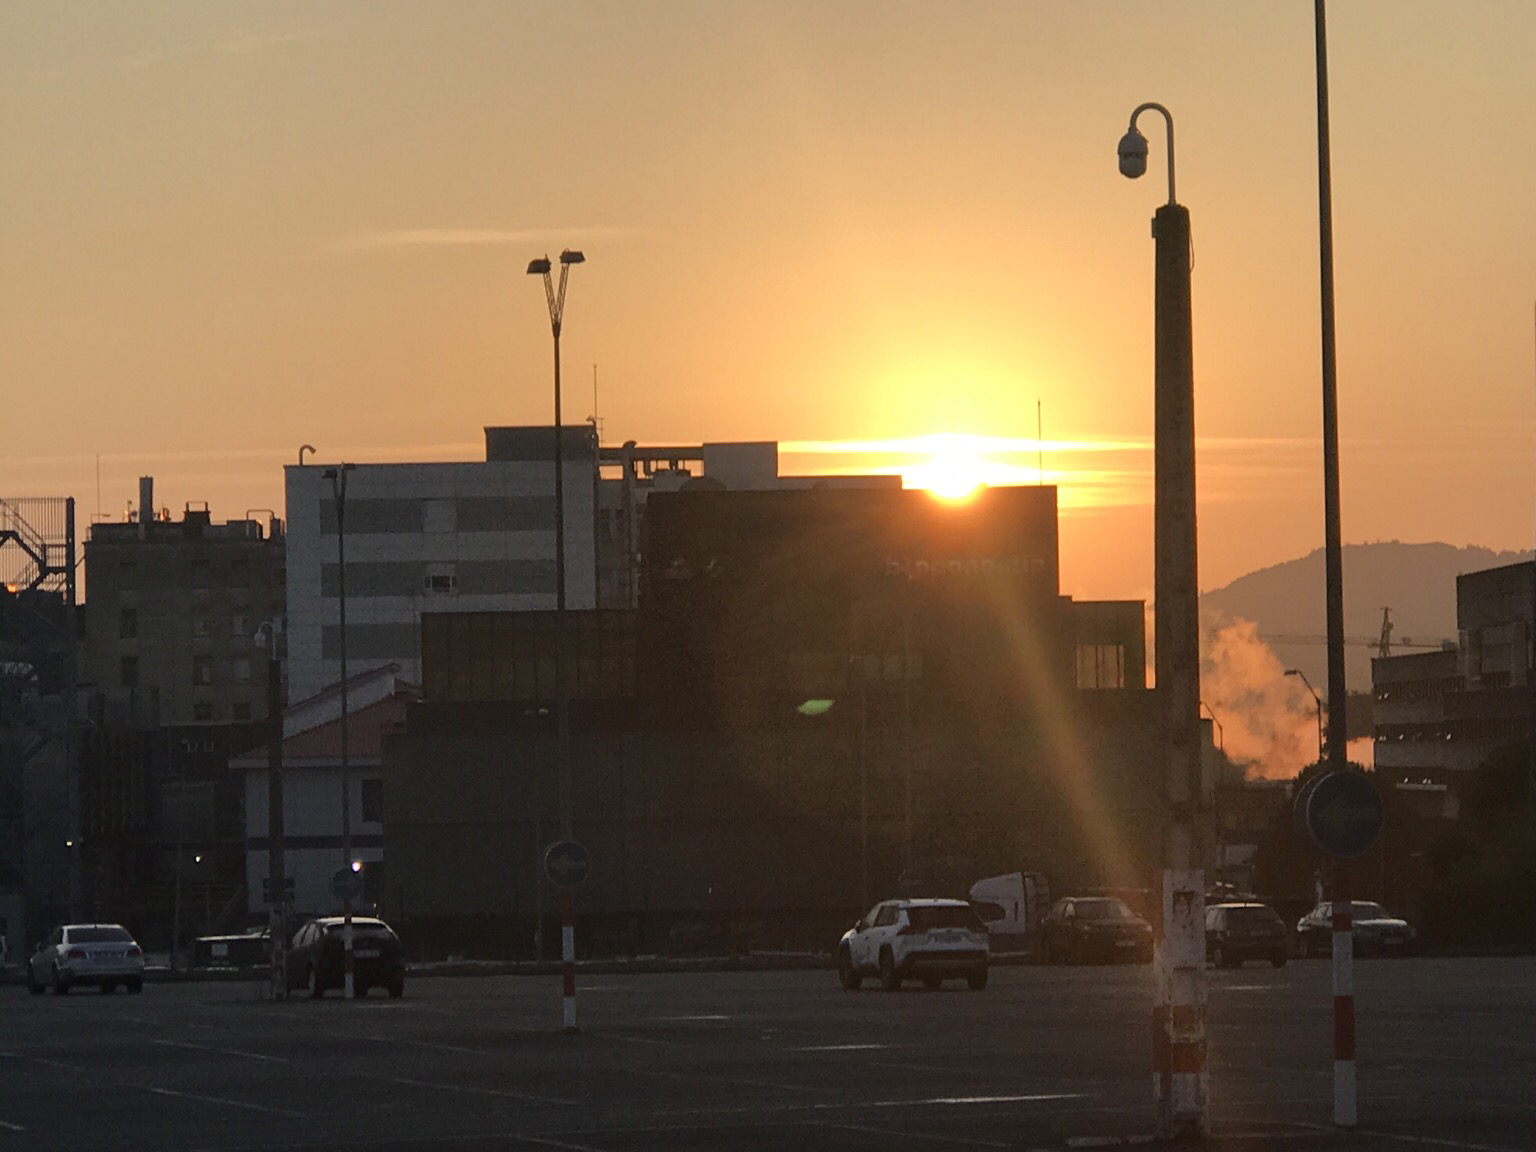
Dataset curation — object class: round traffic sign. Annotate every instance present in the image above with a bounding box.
[329,867,364,903]
[1304,770,1383,859]
[1292,771,1329,840]
[543,840,591,888]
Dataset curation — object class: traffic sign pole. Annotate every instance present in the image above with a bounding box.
[561,887,577,1033]
[1332,861,1356,1127]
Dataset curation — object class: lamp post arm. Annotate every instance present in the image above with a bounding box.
[1129,102,1176,205]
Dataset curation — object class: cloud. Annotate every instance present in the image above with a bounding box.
[330,227,633,254]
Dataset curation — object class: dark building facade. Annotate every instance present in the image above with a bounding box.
[383,485,1159,957]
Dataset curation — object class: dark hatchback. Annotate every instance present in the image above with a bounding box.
[285,916,405,998]
[1205,902,1288,968]
[1040,896,1154,964]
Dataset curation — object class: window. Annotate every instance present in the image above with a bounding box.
[192,616,211,638]
[361,778,384,823]
[192,701,213,722]
[118,558,136,583]
[120,656,138,688]
[230,556,249,583]
[230,614,249,638]
[232,657,252,684]
[423,572,457,593]
[192,655,212,685]
[1075,644,1126,690]
[231,701,252,722]
[119,607,138,639]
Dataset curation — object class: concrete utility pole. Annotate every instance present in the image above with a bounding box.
[1118,102,1208,1139]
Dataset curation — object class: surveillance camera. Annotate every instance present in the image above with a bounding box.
[1117,128,1148,179]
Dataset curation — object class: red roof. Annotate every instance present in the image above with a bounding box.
[240,691,415,764]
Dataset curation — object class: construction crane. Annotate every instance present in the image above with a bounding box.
[1257,607,1454,656]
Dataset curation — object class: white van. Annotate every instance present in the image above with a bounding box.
[968,872,1051,954]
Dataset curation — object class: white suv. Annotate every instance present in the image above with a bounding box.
[28,923,146,995]
[838,898,989,991]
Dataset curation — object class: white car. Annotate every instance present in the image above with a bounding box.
[28,923,146,995]
[837,898,989,991]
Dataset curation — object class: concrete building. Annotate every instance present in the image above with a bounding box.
[284,429,896,701]
[284,428,599,702]
[1373,560,1536,814]
[381,483,1164,958]
[236,665,415,922]
[81,479,286,727]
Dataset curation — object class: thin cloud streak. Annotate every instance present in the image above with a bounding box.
[330,227,635,254]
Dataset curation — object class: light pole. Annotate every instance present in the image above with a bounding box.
[322,464,357,998]
[1119,101,1207,1139]
[1285,668,1325,765]
[257,618,287,999]
[528,248,584,1032]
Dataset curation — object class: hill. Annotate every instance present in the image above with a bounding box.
[1201,541,1527,693]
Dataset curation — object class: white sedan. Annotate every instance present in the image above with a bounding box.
[28,923,146,994]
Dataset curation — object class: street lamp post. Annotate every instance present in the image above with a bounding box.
[1119,101,1207,1139]
[257,618,287,999]
[528,249,585,1032]
[322,464,357,999]
[1285,668,1325,764]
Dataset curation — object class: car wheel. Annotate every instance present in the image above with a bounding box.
[922,977,941,991]
[1212,945,1232,969]
[1301,933,1319,959]
[878,947,900,992]
[387,978,404,999]
[1270,953,1288,969]
[127,978,143,993]
[967,969,987,992]
[837,946,862,991]
[51,966,69,995]
[306,965,323,999]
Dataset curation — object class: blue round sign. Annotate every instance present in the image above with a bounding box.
[543,840,591,888]
[1304,770,1383,859]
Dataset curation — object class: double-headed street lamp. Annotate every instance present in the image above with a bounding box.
[528,249,584,1033]
[1119,101,1207,1140]
[322,463,357,998]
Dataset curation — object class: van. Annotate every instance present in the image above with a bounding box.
[968,872,1051,954]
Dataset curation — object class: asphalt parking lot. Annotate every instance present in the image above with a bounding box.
[3,957,1533,1151]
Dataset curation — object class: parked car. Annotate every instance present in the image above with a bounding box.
[1205,902,1288,969]
[837,898,989,991]
[1295,900,1415,957]
[27,923,145,994]
[1040,896,1153,964]
[285,916,405,998]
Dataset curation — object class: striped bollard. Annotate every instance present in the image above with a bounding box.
[561,887,578,1033]
[1332,896,1355,1126]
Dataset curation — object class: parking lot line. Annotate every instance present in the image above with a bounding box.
[0,1119,23,1133]
[149,1038,287,1063]
[147,1086,304,1119]
[822,1120,1010,1148]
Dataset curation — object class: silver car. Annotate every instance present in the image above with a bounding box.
[27,923,146,995]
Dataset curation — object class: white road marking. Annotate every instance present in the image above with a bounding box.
[148,1086,304,1119]
[797,1042,891,1051]
[0,1119,23,1133]
[150,1038,287,1063]
[1294,1124,1531,1152]
[825,1120,1009,1147]
[367,1073,575,1107]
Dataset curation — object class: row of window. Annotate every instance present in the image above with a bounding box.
[112,555,283,587]
[119,609,273,641]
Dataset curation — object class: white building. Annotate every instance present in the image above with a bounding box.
[238,664,414,920]
[285,427,598,702]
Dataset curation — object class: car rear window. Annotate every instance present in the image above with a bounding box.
[68,927,133,943]
[324,921,397,940]
[1076,899,1136,921]
[908,906,984,931]
[1225,906,1281,925]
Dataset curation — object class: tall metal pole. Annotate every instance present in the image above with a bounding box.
[1313,3,1356,1127]
[265,621,286,999]
[1122,101,1207,1139]
[326,465,356,999]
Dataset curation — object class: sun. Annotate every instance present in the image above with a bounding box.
[906,447,987,502]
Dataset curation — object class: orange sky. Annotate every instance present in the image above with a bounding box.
[3,2,1534,606]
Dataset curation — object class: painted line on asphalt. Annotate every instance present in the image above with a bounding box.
[0,1119,23,1133]
[1294,1122,1530,1152]
[148,1086,305,1119]
[628,1065,824,1094]
[823,1119,1009,1147]
[647,1091,1088,1121]
[797,1042,892,1052]
[364,1073,576,1107]
[150,1038,287,1063]
[0,1050,82,1072]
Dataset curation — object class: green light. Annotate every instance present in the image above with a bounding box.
[796,699,836,717]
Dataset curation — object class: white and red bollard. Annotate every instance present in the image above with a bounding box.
[1332,896,1356,1127]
